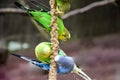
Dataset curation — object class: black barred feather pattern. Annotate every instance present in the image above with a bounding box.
[14,2,28,11]
[30,1,50,11]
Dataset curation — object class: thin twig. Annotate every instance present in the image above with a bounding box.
[0,8,26,14]
[62,0,115,19]
[0,0,116,19]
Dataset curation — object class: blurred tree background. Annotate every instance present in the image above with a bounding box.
[0,0,50,50]
[0,0,120,80]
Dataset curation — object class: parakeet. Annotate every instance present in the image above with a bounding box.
[55,0,71,16]
[14,2,70,41]
[10,53,74,74]
[35,42,66,63]
[10,53,92,80]
[35,42,92,80]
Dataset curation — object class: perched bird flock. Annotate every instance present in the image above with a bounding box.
[10,42,92,80]
[11,1,92,80]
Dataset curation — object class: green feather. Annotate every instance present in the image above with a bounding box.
[29,11,64,35]
[35,42,66,63]
[56,0,71,14]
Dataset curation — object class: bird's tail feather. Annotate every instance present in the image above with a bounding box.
[10,53,21,58]
[9,53,33,62]
[9,53,50,71]
[73,65,92,80]
[14,2,29,11]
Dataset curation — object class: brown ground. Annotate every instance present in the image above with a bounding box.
[0,34,120,80]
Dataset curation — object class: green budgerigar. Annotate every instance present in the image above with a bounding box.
[35,42,92,80]
[14,2,70,41]
[56,0,71,16]
[35,42,66,63]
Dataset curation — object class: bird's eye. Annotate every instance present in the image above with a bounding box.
[62,34,66,37]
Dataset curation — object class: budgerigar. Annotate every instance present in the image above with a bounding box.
[34,42,92,80]
[14,2,70,41]
[10,53,92,80]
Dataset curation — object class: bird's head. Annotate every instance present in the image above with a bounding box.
[59,27,71,41]
[55,55,74,74]
[56,0,71,16]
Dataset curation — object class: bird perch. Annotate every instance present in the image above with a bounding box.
[48,0,59,80]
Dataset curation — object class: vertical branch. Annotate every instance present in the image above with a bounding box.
[49,0,59,80]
